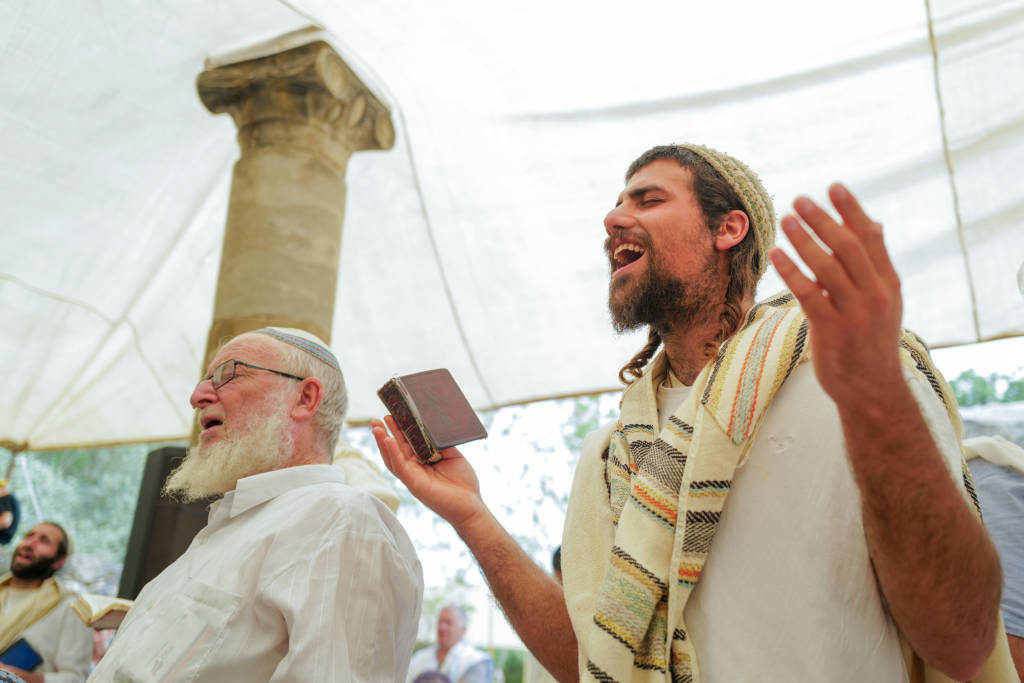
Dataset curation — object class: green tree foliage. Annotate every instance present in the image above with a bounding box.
[951,369,1024,407]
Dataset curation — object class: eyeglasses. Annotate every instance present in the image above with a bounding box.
[203,359,305,390]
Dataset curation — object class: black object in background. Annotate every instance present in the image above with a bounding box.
[117,447,212,600]
[0,493,20,545]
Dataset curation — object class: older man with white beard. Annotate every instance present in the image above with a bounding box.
[90,328,423,683]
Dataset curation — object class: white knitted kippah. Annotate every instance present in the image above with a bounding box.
[253,327,340,370]
[679,143,776,277]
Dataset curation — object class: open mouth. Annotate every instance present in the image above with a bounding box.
[200,416,223,431]
[612,242,646,274]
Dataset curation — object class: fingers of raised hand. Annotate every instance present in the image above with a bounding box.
[769,245,831,318]
[828,183,899,287]
[370,418,400,472]
[372,416,420,473]
[789,195,875,296]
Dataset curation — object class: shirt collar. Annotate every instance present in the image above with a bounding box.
[216,464,347,519]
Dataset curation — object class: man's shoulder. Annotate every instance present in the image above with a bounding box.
[581,421,619,457]
[272,469,390,516]
[261,470,413,549]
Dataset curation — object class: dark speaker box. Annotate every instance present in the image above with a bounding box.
[117,447,212,599]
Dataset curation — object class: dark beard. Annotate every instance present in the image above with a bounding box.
[10,555,60,580]
[609,250,719,334]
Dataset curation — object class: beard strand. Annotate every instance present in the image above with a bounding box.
[164,393,295,502]
[609,250,719,334]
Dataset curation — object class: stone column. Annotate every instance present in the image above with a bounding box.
[196,39,394,365]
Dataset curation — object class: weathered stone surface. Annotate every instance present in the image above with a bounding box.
[196,38,394,375]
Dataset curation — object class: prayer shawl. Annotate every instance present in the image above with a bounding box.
[565,292,1017,683]
[963,434,1024,476]
[0,573,65,652]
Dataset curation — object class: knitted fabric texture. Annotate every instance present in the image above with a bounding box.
[678,143,776,279]
[254,327,340,371]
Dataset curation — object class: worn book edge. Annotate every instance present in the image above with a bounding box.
[72,593,133,629]
[378,376,443,464]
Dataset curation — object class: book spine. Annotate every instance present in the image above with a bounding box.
[380,378,441,464]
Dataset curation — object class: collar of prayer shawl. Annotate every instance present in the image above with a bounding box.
[662,367,686,389]
[700,291,811,445]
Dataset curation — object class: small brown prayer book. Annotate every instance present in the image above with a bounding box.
[377,369,487,464]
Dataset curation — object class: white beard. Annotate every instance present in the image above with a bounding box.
[164,391,295,502]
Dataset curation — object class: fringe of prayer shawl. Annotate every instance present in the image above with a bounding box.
[584,292,810,683]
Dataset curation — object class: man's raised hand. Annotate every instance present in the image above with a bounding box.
[372,416,486,531]
[769,183,905,406]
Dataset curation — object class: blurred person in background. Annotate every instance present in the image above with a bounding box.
[0,522,91,683]
[407,605,493,683]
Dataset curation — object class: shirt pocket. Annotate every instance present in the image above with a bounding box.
[112,580,242,683]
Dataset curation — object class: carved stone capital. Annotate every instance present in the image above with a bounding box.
[197,40,394,165]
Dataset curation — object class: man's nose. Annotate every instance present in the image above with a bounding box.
[604,204,636,236]
[190,378,217,409]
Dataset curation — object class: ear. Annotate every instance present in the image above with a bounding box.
[290,378,325,422]
[714,209,749,251]
[53,555,67,571]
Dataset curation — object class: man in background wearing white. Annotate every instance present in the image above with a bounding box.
[407,605,492,683]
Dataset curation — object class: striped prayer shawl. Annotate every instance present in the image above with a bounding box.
[584,293,810,683]
[579,292,1010,683]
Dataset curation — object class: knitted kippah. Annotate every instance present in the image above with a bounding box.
[254,327,341,371]
[679,143,776,277]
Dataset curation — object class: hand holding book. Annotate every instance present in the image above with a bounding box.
[376,369,487,464]
[373,369,490,530]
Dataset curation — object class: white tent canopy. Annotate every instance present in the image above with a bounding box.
[3,0,1023,450]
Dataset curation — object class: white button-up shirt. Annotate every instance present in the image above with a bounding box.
[90,465,423,682]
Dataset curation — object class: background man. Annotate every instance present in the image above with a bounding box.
[374,144,1007,682]
[407,605,492,683]
[92,327,423,682]
[0,522,91,683]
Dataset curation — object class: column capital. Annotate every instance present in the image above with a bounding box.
[197,40,394,162]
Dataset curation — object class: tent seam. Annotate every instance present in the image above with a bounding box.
[923,0,982,342]
[1,273,183,444]
[271,0,497,406]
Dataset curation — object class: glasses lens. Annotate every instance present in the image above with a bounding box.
[212,360,235,389]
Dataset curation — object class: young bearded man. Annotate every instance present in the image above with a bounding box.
[374,144,1011,682]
